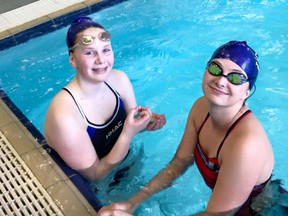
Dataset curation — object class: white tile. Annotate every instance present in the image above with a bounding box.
[0,15,11,32]
[0,0,90,36]
[50,0,86,9]
[1,0,60,28]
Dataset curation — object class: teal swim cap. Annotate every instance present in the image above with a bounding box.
[209,41,259,89]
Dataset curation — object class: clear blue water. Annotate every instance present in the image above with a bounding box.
[1,0,288,215]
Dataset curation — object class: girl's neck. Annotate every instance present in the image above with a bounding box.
[69,77,105,98]
[209,103,246,129]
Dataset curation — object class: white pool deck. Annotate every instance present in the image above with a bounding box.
[0,0,106,215]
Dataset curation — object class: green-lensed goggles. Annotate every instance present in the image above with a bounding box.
[207,62,249,85]
[69,32,111,51]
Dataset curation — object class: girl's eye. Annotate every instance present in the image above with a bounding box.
[84,51,95,56]
[103,48,111,53]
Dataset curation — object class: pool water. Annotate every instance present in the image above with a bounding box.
[1,0,288,215]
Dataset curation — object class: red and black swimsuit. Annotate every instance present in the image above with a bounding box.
[194,110,271,215]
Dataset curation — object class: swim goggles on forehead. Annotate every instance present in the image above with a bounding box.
[69,32,111,51]
[207,61,251,85]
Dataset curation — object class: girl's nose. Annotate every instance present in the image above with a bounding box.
[216,74,228,87]
[95,53,104,64]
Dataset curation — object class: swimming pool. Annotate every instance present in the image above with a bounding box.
[1,0,288,215]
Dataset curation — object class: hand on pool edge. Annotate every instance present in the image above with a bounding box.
[98,202,134,216]
[98,209,133,216]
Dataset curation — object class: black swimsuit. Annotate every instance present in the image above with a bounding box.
[63,82,127,159]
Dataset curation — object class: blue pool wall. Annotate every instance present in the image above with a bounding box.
[0,0,129,212]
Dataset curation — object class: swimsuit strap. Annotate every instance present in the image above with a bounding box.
[62,82,120,127]
[62,87,88,125]
[105,81,121,97]
[198,112,210,135]
[216,110,252,158]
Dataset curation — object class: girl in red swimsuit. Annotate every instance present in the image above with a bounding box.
[99,41,287,216]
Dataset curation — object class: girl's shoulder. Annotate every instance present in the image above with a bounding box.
[108,69,129,82]
[48,88,80,119]
[186,96,209,132]
[191,96,209,118]
[107,69,135,98]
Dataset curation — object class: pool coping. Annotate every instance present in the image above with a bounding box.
[0,0,128,215]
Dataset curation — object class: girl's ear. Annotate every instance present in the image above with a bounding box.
[242,89,250,100]
[69,53,77,68]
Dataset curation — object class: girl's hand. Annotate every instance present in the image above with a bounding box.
[98,202,135,216]
[146,113,166,131]
[98,209,133,216]
[122,106,152,137]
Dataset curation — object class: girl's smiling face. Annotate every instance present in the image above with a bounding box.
[69,27,114,83]
[202,58,250,107]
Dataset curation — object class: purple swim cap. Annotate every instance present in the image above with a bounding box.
[66,16,105,50]
[209,41,259,89]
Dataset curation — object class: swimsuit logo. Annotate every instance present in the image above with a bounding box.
[106,121,123,140]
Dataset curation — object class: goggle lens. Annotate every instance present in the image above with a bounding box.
[98,32,111,41]
[208,63,222,76]
[69,32,111,51]
[81,32,111,45]
[82,35,94,45]
[228,73,243,84]
[207,62,248,85]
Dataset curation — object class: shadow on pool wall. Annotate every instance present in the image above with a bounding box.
[0,0,130,213]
